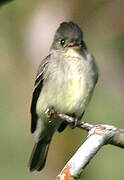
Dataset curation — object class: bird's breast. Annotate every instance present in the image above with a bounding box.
[51,62,90,115]
[36,56,95,118]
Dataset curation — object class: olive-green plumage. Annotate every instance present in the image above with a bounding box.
[29,22,98,172]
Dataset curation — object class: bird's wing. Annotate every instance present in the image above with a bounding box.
[30,55,50,133]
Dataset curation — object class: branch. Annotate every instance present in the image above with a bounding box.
[45,109,124,180]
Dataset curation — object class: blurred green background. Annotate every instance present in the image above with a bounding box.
[0,0,124,180]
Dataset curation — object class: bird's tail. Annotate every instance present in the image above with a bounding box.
[28,137,50,172]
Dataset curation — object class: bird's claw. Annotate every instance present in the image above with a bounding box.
[45,107,57,118]
[70,118,80,129]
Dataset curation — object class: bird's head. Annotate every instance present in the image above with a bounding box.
[50,22,87,52]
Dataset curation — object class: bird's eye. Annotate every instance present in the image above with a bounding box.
[60,39,65,46]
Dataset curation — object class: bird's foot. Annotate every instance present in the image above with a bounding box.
[70,118,80,129]
[45,107,57,118]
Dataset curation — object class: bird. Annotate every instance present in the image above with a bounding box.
[28,21,98,172]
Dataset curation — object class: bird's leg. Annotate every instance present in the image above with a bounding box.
[45,108,81,129]
[69,114,80,129]
[45,107,57,118]
[70,111,85,129]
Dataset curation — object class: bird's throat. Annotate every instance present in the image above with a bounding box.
[65,47,82,58]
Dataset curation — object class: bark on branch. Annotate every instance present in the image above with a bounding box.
[45,109,124,180]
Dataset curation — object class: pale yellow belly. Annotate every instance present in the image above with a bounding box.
[36,75,92,118]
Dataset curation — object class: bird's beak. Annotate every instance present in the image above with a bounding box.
[66,43,81,50]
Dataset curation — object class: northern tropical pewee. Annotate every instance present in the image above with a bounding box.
[29,22,98,172]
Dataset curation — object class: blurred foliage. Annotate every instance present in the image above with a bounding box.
[0,0,124,180]
[0,0,13,7]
